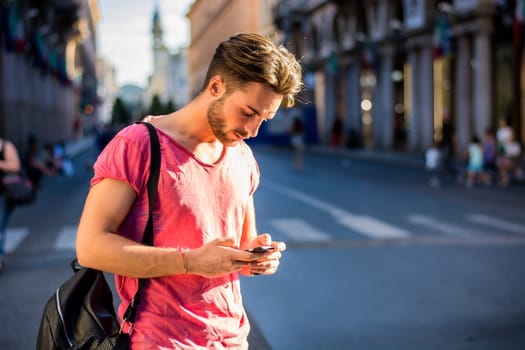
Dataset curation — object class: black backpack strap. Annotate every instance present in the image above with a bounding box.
[139,121,161,246]
[122,121,161,328]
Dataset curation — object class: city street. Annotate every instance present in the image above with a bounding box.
[0,144,524,349]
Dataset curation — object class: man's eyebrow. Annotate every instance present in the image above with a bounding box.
[246,105,261,116]
[246,105,277,118]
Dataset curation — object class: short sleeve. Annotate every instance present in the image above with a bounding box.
[91,125,150,194]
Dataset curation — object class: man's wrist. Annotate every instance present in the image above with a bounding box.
[179,250,189,274]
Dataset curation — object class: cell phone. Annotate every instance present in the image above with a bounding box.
[247,245,275,253]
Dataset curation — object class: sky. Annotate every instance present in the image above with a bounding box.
[97,0,194,88]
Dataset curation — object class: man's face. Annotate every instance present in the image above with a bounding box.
[208,82,283,146]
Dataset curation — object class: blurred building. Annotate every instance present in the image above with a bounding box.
[96,56,117,125]
[144,3,189,112]
[0,0,100,149]
[187,0,279,99]
[273,0,525,152]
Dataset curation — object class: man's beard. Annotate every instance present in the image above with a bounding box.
[208,97,246,145]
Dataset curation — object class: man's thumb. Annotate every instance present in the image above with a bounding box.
[213,237,236,248]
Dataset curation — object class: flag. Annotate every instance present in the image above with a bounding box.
[7,3,26,53]
[361,41,378,71]
[33,31,49,74]
[513,0,524,45]
[433,12,452,59]
[327,51,339,74]
[48,48,58,76]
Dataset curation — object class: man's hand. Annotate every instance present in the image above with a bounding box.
[184,238,277,278]
[240,233,286,277]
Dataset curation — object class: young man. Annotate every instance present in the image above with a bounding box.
[76,33,303,349]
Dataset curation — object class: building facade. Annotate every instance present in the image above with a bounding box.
[144,4,189,112]
[95,56,118,125]
[273,0,524,153]
[186,0,279,99]
[0,0,100,148]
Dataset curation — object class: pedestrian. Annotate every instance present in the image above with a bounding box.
[466,135,483,188]
[290,116,305,171]
[75,33,303,349]
[425,141,442,187]
[330,118,343,148]
[23,134,56,190]
[496,117,512,152]
[496,131,523,186]
[480,127,497,186]
[440,113,456,176]
[0,137,22,273]
[96,122,116,154]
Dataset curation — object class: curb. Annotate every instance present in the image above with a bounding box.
[307,146,425,170]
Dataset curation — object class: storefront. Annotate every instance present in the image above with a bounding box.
[273,0,525,153]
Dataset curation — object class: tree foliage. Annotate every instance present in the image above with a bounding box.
[147,94,175,116]
[111,97,132,125]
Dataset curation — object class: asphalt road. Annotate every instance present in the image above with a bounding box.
[242,146,525,350]
[0,144,524,350]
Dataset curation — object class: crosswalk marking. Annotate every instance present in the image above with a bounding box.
[407,214,480,237]
[4,212,525,256]
[466,214,525,235]
[4,227,29,253]
[54,226,78,250]
[271,218,331,241]
[337,215,411,239]
[264,180,411,239]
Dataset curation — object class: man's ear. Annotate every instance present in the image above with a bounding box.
[208,76,225,97]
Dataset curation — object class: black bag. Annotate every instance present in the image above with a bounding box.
[36,122,161,349]
[2,173,35,205]
[36,261,129,349]
[0,140,35,205]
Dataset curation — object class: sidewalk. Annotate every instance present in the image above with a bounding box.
[305,145,525,193]
[307,145,425,170]
[63,136,95,158]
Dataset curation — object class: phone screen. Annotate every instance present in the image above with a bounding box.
[247,246,275,253]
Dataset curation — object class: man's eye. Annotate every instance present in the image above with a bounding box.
[241,110,255,117]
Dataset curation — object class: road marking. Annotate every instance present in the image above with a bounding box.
[407,214,479,237]
[4,227,29,253]
[466,214,525,235]
[337,215,410,239]
[271,218,331,241]
[264,180,411,239]
[286,235,525,249]
[55,226,78,250]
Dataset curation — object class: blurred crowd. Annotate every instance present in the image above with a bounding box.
[426,118,524,188]
[23,134,75,190]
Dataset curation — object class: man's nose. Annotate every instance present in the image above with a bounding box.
[246,119,263,138]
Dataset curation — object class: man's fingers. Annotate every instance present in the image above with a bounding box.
[276,241,287,252]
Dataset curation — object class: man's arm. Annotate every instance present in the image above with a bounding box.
[76,178,265,278]
[239,196,259,250]
[76,178,186,278]
[239,196,286,276]
[0,141,21,173]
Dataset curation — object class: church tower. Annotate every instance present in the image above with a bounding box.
[145,0,189,110]
[152,2,166,73]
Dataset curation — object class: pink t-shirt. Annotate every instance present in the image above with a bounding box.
[91,123,260,349]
